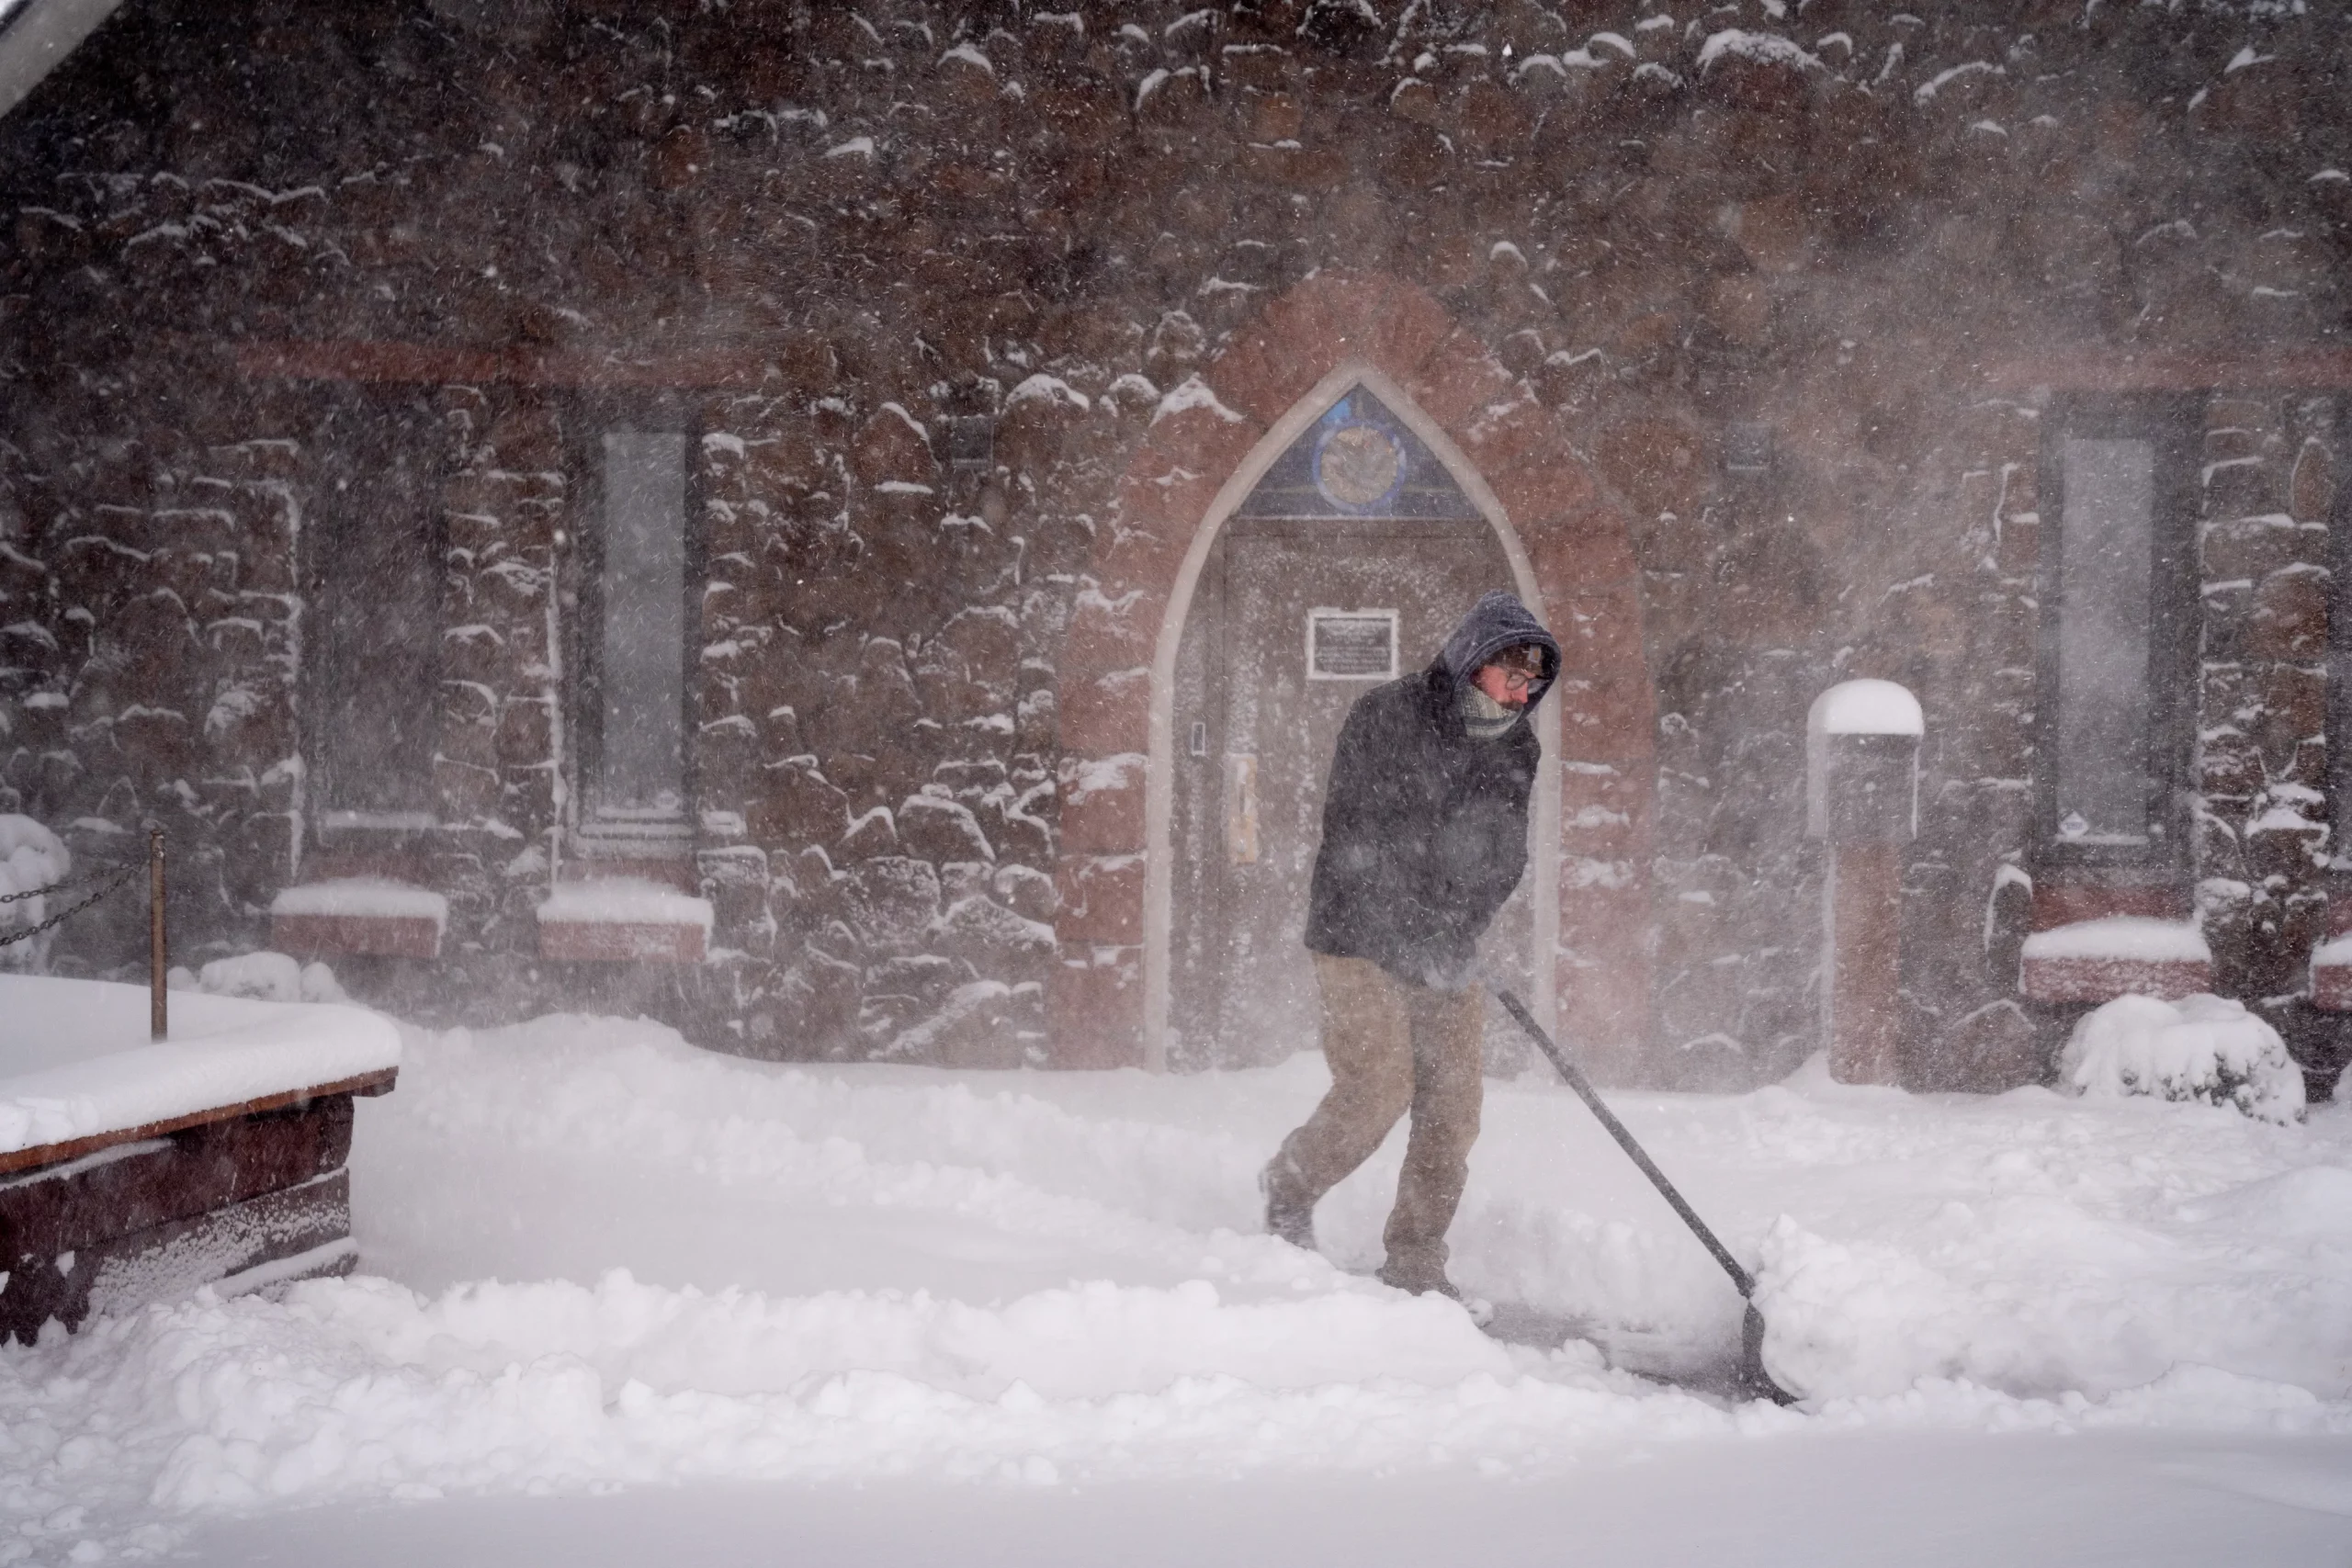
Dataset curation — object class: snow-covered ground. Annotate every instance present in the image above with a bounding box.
[3,1009,2349,1565]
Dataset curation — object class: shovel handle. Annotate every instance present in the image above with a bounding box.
[1491,987,1758,1301]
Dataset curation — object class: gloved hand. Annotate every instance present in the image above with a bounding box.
[1412,944,1482,994]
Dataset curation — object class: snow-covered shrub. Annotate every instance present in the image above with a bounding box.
[2059,993,2303,1123]
[171,950,349,1004]
[0,815,71,969]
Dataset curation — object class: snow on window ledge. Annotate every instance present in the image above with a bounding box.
[2019,917,2210,964]
[2020,917,2211,1005]
[537,878,714,964]
[270,879,449,926]
[271,879,448,960]
[2310,932,2352,968]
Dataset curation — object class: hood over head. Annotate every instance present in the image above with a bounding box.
[1435,590,1561,706]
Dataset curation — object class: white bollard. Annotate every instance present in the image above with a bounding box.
[1805,680,1922,1085]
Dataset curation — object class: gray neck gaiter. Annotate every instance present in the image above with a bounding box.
[1461,683,1521,740]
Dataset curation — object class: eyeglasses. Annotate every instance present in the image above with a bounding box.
[1487,667,1539,694]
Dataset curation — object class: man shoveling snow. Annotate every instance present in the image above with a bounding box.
[1261,590,1560,1301]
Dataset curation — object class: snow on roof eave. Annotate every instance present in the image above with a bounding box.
[0,0,129,126]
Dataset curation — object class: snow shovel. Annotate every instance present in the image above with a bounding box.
[1490,987,1799,1406]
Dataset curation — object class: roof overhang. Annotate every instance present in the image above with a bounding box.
[0,0,127,124]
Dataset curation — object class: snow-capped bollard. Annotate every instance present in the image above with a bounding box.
[1806,680,1922,1087]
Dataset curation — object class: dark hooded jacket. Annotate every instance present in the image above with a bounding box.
[1304,592,1562,988]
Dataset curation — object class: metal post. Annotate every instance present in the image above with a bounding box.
[148,827,166,1042]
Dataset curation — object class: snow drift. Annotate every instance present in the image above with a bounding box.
[1,1008,2347,1563]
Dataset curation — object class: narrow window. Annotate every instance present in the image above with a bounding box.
[2039,398,2195,860]
[2052,436,2156,843]
[593,429,686,819]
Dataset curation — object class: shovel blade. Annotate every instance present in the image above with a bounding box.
[1737,1301,1801,1406]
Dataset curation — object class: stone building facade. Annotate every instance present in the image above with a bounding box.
[1,0,2346,1092]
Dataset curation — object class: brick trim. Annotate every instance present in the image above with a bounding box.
[538,919,707,964]
[2028,882,2192,930]
[2020,955,2211,1005]
[1983,348,2352,392]
[2312,954,2352,1012]
[1053,269,1656,1076]
[228,338,779,390]
[272,912,443,960]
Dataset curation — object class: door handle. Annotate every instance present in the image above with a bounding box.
[1225,753,1260,865]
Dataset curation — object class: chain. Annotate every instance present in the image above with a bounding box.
[0,860,143,948]
[0,859,140,905]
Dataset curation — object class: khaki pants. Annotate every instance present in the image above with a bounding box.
[1267,953,1485,1286]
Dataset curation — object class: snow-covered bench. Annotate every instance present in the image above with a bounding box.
[0,975,399,1343]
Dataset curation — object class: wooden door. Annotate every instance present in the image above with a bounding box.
[1170,518,1534,1068]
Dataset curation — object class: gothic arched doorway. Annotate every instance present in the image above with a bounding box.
[1163,374,1547,1069]
[1050,270,1652,1082]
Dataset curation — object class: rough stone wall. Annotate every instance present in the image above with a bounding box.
[0,376,311,972]
[1892,405,2044,1090]
[693,381,1074,1061]
[432,388,567,961]
[0,0,2346,1081]
[2196,394,2336,1037]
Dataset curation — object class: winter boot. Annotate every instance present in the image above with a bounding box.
[1260,1158,1317,1252]
[1374,1260,1461,1300]
[1375,1261,1493,1326]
